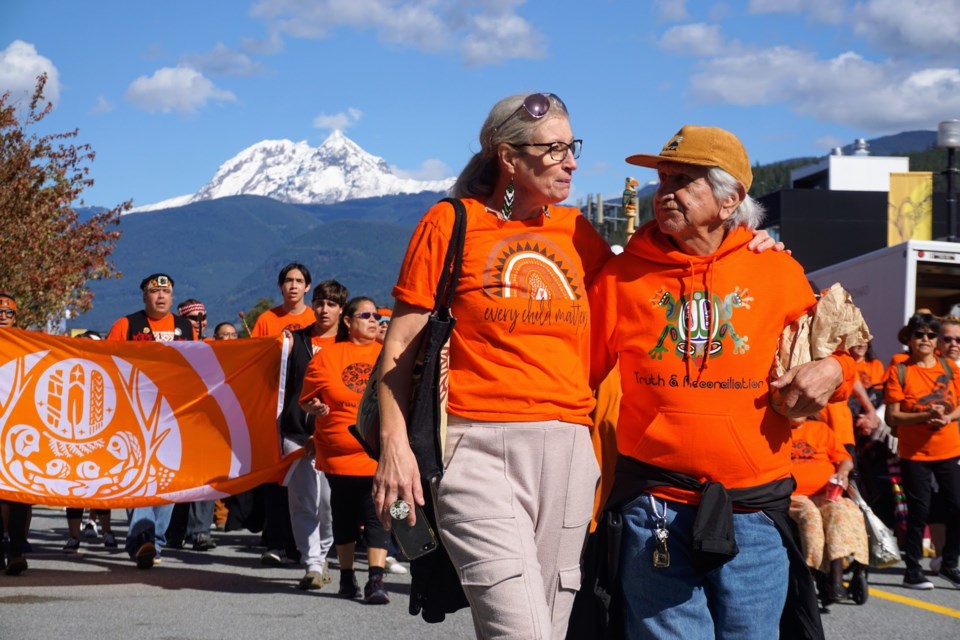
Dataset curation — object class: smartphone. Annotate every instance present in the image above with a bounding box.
[391,504,438,560]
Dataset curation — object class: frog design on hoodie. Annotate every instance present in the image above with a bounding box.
[648,286,753,361]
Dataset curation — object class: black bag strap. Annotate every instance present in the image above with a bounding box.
[433,197,467,315]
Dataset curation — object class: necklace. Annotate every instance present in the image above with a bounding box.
[484,205,550,221]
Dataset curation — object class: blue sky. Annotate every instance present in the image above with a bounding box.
[2,0,959,210]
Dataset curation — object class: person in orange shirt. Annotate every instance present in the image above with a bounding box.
[884,312,960,590]
[251,263,316,336]
[788,417,868,607]
[589,126,847,639]
[300,296,389,605]
[106,273,194,568]
[373,93,612,637]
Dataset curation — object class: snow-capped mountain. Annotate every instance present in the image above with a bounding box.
[131,130,454,212]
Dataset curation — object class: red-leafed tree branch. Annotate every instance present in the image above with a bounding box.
[0,73,130,329]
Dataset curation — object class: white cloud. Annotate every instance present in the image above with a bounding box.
[249,0,546,65]
[851,0,960,58]
[90,96,113,114]
[312,107,362,131]
[124,65,236,114]
[0,40,60,104]
[658,23,726,57]
[815,135,845,151]
[182,43,264,76]
[653,0,688,21]
[392,158,453,180]
[689,46,960,132]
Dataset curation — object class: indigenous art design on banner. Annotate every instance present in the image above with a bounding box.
[0,328,295,508]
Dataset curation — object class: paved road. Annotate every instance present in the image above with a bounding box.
[2,507,957,639]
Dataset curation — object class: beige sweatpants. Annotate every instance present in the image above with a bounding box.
[435,418,600,640]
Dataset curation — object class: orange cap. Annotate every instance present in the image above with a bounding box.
[626,125,753,191]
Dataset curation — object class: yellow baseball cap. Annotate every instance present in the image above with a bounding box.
[626,125,753,191]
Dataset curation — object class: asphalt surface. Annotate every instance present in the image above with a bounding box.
[2,507,958,639]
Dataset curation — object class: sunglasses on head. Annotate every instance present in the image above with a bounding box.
[354,311,383,321]
[493,93,567,131]
[187,313,207,322]
[913,331,938,340]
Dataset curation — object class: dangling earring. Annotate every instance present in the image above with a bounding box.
[501,178,515,221]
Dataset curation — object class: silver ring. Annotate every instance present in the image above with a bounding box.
[389,499,411,521]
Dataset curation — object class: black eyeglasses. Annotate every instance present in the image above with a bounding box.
[941,336,960,344]
[493,93,567,131]
[913,331,938,340]
[0,309,15,318]
[186,313,206,322]
[511,139,582,162]
[354,312,383,321]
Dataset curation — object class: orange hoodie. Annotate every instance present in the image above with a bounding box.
[589,221,817,505]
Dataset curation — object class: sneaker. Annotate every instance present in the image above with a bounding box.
[338,571,361,598]
[940,566,960,589]
[103,532,118,548]
[192,533,216,551]
[62,537,81,553]
[260,549,286,566]
[385,556,408,575]
[298,570,326,590]
[82,520,99,539]
[363,573,390,605]
[135,542,157,569]
[903,572,934,590]
[930,556,943,573]
[5,556,27,576]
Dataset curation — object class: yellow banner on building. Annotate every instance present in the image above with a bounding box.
[888,172,933,245]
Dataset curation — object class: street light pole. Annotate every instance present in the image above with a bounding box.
[938,120,960,242]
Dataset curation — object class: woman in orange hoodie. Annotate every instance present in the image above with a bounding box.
[300,296,389,604]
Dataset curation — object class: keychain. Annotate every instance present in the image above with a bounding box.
[649,495,671,568]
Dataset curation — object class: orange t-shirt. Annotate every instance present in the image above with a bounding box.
[790,419,851,496]
[883,357,960,461]
[251,306,317,337]
[855,359,885,389]
[392,198,612,425]
[819,400,855,448]
[300,340,381,476]
[106,314,193,342]
[589,222,817,505]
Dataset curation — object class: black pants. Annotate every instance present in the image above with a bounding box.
[327,474,390,549]
[900,456,960,573]
[261,482,298,556]
[0,501,29,560]
[165,501,216,545]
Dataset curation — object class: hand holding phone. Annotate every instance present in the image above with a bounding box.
[390,502,438,560]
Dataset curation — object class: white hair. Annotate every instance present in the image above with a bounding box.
[707,167,766,230]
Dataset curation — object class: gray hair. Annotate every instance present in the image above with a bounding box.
[706,167,766,230]
[451,93,570,199]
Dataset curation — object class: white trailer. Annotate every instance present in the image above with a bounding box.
[808,240,960,362]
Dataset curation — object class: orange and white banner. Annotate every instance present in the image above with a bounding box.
[0,328,299,508]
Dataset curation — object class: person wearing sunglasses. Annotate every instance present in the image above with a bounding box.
[373,92,611,636]
[301,296,390,604]
[884,312,960,590]
[213,322,239,340]
[177,299,207,339]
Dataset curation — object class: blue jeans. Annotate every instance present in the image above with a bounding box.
[125,505,174,557]
[620,494,788,640]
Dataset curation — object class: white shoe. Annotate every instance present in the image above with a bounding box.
[385,556,408,575]
[930,556,943,573]
[82,520,99,539]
